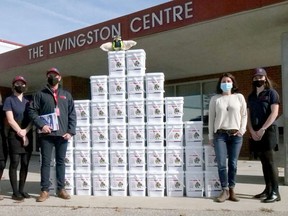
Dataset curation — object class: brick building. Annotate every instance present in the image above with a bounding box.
[0,0,287,159]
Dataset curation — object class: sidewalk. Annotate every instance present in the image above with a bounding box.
[0,137,287,216]
[0,155,287,215]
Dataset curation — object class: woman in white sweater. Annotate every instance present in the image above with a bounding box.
[208,73,247,203]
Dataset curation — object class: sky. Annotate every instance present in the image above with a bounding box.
[0,0,170,45]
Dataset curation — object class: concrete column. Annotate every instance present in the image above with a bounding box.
[282,32,288,185]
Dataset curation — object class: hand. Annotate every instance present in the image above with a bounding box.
[232,131,243,137]
[234,131,242,137]
[22,136,29,147]
[63,133,72,140]
[255,128,265,140]
[251,130,261,141]
[41,125,52,133]
[17,129,27,138]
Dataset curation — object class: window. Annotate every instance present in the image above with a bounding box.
[176,83,201,122]
[202,81,217,125]
[166,79,217,143]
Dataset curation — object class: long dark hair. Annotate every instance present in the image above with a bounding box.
[216,73,239,94]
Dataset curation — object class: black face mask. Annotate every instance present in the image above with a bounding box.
[14,85,26,94]
[253,80,265,88]
[48,75,59,86]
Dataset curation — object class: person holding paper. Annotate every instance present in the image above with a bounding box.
[28,67,76,202]
[3,76,33,200]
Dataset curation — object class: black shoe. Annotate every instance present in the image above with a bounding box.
[20,192,31,198]
[12,192,24,201]
[253,190,268,199]
[262,191,281,203]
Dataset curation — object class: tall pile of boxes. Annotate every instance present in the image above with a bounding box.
[184,122,221,197]
[47,48,221,197]
[184,121,204,197]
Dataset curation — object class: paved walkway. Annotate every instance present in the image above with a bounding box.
[0,143,287,215]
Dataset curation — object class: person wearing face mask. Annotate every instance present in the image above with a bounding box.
[208,73,247,203]
[28,67,76,202]
[247,68,281,203]
[3,76,33,200]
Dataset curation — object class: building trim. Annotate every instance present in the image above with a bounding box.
[0,0,286,72]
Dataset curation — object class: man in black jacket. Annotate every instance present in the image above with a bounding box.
[29,67,76,202]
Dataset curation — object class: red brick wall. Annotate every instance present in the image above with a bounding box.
[62,76,90,100]
[0,86,13,103]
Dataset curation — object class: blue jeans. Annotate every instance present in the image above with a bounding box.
[213,132,243,189]
[39,136,68,192]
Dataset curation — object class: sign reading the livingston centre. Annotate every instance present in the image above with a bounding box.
[27,1,193,60]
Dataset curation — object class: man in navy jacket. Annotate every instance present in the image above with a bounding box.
[29,67,76,202]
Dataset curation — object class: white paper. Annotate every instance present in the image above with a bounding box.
[38,112,59,133]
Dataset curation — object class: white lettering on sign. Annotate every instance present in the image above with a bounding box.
[48,24,120,55]
[28,45,44,59]
[130,1,193,33]
[28,23,121,60]
[27,1,193,60]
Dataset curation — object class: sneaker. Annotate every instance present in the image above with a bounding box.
[57,189,71,200]
[36,191,49,202]
[20,192,31,198]
[12,192,24,201]
[0,195,4,201]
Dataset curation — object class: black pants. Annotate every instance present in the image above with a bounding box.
[0,160,6,180]
[9,153,31,194]
[258,150,279,193]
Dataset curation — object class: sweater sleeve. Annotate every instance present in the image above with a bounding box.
[208,95,216,140]
[238,94,248,135]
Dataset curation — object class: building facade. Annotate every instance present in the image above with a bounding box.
[0,0,287,159]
